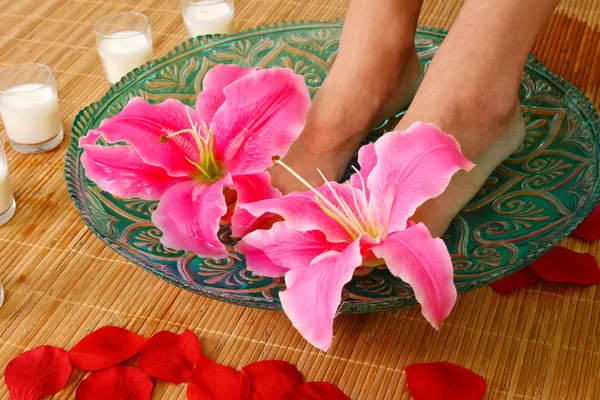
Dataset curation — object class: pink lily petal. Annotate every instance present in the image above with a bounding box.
[91,97,204,177]
[237,221,343,277]
[349,143,377,196]
[231,211,281,239]
[229,172,282,238]
[240,182,368,243]
[211,68,311,175]
[195,64,256,124]
[371,222,456,329]
[279,239,363,351]
[81,145,186,201]
[151,176,233,259]
[79,131,101,146]
[367,122,475,234]
[235,237,287,277]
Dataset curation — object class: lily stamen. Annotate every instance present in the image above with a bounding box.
[274,158,379,239]
[165,110,222,183]
[273,159,340,211]
[350,166,378,235]
[203,126,220,172]
[345,181,375,236]
[317,169,364,235]
[274,159,359,238]
[315,197,361,240]
[185,157,213,180]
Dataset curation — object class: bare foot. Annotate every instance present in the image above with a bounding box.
[388,0,557,237]
[409,101,526,237]
[271,46,422,193]
[270,0,424,194]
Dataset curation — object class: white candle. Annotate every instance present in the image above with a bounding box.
[0,164,13,216]
[0,84,62,146]
[98,31,153,85]
[184,1,234,36]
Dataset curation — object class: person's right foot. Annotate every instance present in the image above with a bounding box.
[270,45,423,194]
[269,0,424,194]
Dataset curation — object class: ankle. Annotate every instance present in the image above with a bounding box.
[301,44,421,155]
[403,94,522,161]
[468,92,521,130]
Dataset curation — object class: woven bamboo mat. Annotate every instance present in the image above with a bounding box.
[1,0,600,399]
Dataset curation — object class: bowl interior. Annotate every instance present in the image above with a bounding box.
[65,22,600,313]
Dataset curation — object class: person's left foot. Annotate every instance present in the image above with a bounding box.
[408,100,526,237]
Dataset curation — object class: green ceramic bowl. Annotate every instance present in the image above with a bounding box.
[65,21,600,313]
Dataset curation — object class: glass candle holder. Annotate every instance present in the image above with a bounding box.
[181,0,235,37]
[0,137,15,226]
[0,64,63,154]
[94,12,153,85]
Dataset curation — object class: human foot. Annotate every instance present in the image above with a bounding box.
[270,0,424,194]
[408,101,526,237]
[270,46,422,193]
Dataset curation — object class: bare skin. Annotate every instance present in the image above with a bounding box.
[270,0,424,191]
[271,0,559,237]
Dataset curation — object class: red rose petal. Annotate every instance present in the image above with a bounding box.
[490,266,539,294]
[138,329,201,383]
[530,246,600,285]
[572,203,600,242]
[5,345,72,400]
[241,360,305,400]
[69,326,147,371]
[405,362,486,400]
[76,365,153,400]
[282,382,350,399]
[187,355,249,400]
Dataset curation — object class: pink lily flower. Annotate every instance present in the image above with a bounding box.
[237,123,475,350]
[80,65,311,259]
